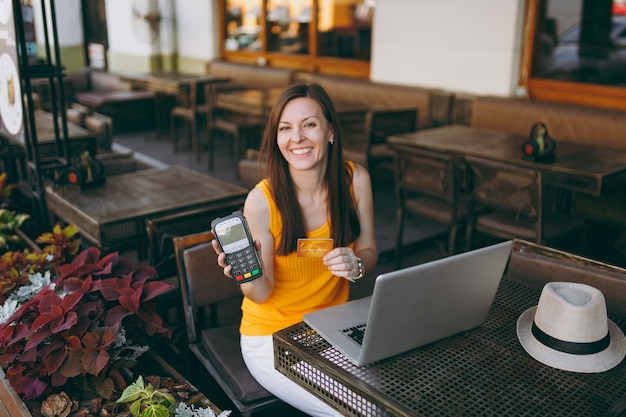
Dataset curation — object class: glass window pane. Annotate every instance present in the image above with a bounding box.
[317,0,375,60]
[265,0,312,54]
[532,0,626,87]
[224,0,262,52]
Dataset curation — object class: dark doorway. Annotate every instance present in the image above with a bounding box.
[81,0,108,69]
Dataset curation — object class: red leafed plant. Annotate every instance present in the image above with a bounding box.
[0,224,82,305]
[0,243,174,401]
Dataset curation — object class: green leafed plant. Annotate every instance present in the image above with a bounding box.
[0,209,29,252]
[116,375,178,417]
[0,172,15,207]
[118,376,232,417]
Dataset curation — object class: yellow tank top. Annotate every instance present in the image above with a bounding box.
[240,173,353,336]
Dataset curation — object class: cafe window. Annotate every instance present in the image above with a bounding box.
[524,0,626,111]
[266,0,312,54]
[221,0,374,77]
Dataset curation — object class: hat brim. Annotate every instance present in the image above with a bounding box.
[517,306,626,373]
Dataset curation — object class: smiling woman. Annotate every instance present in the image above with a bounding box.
[212,83,378,416]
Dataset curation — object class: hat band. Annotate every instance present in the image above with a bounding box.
[532,321,610,355]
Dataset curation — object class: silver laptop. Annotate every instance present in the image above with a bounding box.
[304,240,513,366]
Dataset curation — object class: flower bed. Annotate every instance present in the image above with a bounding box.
[0,217,232,416]
[0,349,225,416]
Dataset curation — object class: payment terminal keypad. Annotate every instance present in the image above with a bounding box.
[226,247,262,282]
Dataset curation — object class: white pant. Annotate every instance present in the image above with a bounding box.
[241,334,343,417]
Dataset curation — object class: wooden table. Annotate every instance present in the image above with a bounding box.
[44,165,247,258]
[120,72,231,137]
[273,241,626,416]
[388,125,626,198]
[120,71,231,95]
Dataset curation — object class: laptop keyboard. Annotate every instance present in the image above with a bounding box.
[342,323,367,345]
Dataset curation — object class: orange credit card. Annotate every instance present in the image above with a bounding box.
[297,238,334,258]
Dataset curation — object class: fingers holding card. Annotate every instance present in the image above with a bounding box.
[297,238,333,257]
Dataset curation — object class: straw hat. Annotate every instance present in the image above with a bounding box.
[517,281,626,373]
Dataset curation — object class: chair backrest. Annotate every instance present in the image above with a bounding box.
[96,149,138,176]
[365,108,418,149]
[177,79,220,114]
[66,107,87,127]
[147,200,245,279]
[174,230,243,343]
[85,112,113,151]
[237,149,266,189]
[71,102,91,114]
[467,157,541,220]
[343,108,418,171]
[394,144,461,205]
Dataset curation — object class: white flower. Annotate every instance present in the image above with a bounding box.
[0,299,19,324]
[15,271,53,300]
[0,271,56,324]
[175,403,232,417]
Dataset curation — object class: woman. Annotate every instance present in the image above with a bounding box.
[214,83,378,416]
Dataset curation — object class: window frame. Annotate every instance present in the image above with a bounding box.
[217,0,371,79]
[521,0,626,111]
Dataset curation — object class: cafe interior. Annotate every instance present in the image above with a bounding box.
[1,0,626,416]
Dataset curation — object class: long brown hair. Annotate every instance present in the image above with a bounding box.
[260,83,360,255]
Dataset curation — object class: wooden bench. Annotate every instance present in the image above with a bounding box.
[470,96,626,150]
[507,239,626,317]
[296,72,452,129]
[206,61,296,89]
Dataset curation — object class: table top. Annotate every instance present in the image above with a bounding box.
[34,110,93,142]
[44,165,247,224]
[4,110,93,145]
[274,277,626,417]
[388,124,626,197]
[120,71,231,95]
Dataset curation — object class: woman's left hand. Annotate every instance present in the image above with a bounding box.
[323,247,361,282]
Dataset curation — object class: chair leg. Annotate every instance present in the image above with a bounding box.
[233,130,242,162]
[191,116,201,162]
[395,200,406,270]
[171,115,178,152]
[448,225,458,256]
[207,128,215,171]
[465,217,474,252]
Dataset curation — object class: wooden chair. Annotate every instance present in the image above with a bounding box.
[205,84,266,172]
[394,145,466,268]
[237,148,266,190]
[174,230,283,417]
[84,112,113,151]
[343,108,418,184]
[171,80,213,162]
[66,106,88,127]
[95,149,138,177]
[464,156,587,251]
[146,201,244,354]
[146,200,245,281]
